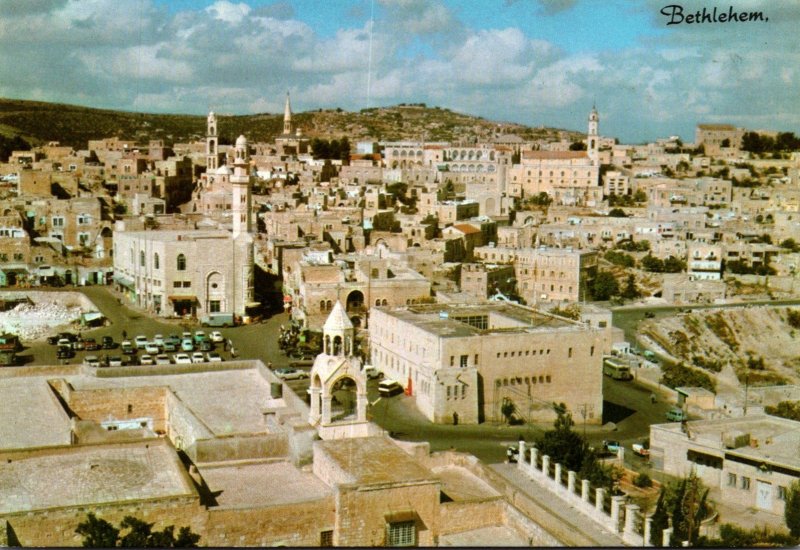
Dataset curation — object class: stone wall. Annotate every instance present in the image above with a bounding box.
[438,499,505,535]
[205,498,334,547]
[2,495,205,547]
[193,433,290,463]
[67,386,168,432]
[165,391,214,457]
[0,364,81,379]
[333,482,440,547]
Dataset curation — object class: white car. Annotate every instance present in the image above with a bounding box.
[274,367,309,380]
[134,335,149,349]
[207,352,223,362]
[144,343,160,354]
[191,352,206,363]
[155,354,171,365]
[108,356,123,367]
[153,334,165,347]
[210,331,224,343]
[173,353,192,364]
[139,354,155,365]
[83,355,100,368]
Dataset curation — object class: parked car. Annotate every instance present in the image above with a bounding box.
[378,379,404,397]
[71,339,85,351]
[180,339,194,352]
[139,354,155,366]
[174,353,192,364]
[181,331,193,340]
[191,352,206,363]
[207,352,222,363]
[83,338,100,351]
[108,356,123,367]
[57,338,72,348]
[200,312,235,327]
[153,334,165,347]
[83,355,100,367]
[210,331,224,343]
[603,440,622,454]
[121,343,136,355]
[666,407,687,422]
[57,345,74,359]
[102,335,115,349]
[165,334,181,346]
[134,335,149,349]
[144,343,160,354]
[274,367,309,380]
[365,365,382,380]
[155,354,171,365]
[46,335,60,345]
[193,331,207,344]
[199,340,214,352]
[163,341,178,352]
[632,442,650,457]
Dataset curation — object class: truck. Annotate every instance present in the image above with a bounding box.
[602,356,633,380]
[199,312,236,328]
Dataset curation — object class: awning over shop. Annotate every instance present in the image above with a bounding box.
[113,274,135,289]
[245,301,261,308]
[168,295,198,303]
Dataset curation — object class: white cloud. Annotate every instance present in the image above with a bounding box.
[205,1,251,24]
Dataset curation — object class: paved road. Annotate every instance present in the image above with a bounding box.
[18,286,298,373]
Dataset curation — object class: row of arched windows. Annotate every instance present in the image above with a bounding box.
[138,251,185,271]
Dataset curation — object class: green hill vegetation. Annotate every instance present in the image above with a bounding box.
[0,97,582,150]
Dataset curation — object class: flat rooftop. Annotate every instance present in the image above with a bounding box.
[387,302,582,338]
[439,525,529,547]
[200,461,330,509]
[0,377,72,450]
[69,368,275,436]
[119,229,229,241]
[432,465,501,502]
[316,436,437,486]
[656,415,800,470]
[0,440,194,513]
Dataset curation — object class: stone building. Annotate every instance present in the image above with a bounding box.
[474,245,598,305]
[650,415,800,523]
[369,302,608,425]
[113,136,255,317]
[695,123,745,156]
[0,361,560,547]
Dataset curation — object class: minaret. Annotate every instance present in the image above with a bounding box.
[283,91,293,135]
[206,111,218,171]
[231,135,251,238]
[587,105,599,164]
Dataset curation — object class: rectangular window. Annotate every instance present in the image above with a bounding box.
[320,530,333,547]
[779,486,788,501]
[173,281,181,288]
[740,476,751,490]
[568,347,572,358]
[182,281,191,288]
[210,300,221,313]
[590,346,595,356]
[387,521,415,547]
[450,355,454,367]
[474,354,479,365]
[460,355,468,368]
[461,385,466,399]
[446,386,451,399]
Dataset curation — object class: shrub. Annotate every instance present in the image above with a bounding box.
[634,472,653,488]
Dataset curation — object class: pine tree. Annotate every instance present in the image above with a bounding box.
[649,488,669,547]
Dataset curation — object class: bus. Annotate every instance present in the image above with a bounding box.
[603,357,633,380]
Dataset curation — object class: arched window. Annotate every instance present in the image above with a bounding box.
[154,253,159,269]
[321,300,327,312]
[177,253,186,271]
[140,250,145,267]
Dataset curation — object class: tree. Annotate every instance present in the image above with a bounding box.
[621,274,641,300]
[780,238,799,252]
[649,487,669,547]
[640,254,664,273]
[592,271,619,301]
[75,514,200,548]
[786,480,800,538]
[669,471,709,546]
[76,514,119,548]
[569,141,586,151]
[604,250,635,268]
[608,207,627,218]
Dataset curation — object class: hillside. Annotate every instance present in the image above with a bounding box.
[0,98,582,150]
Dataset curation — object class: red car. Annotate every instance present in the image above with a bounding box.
[83,338,100,351]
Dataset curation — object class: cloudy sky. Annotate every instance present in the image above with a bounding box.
[0,0,796,143]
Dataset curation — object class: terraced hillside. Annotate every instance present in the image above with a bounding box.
[0,98,581,151]
[640,306,800,387]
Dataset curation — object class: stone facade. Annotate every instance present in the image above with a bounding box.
[369,302,607,424]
